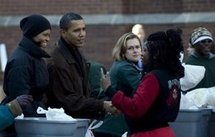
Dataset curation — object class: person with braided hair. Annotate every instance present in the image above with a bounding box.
[102,29,184,137]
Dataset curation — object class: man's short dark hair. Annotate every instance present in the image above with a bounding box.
[59,12,83,30]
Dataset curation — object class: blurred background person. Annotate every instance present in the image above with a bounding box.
[185,27,215,91]
[132,24,146,44]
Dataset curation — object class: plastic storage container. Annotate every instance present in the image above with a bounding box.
[15,117,89,137]
[169,109,211,137]
[208,110,215,137]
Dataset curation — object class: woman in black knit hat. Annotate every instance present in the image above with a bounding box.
[2,14,51,117]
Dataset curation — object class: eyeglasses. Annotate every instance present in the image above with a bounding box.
[200,39,213,44]
[126,45,141,51]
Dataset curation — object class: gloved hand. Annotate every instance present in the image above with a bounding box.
[16,95,33,108]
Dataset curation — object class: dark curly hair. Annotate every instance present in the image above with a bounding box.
[145,28,184,78]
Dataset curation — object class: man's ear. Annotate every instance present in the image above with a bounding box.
[60,29,66,37]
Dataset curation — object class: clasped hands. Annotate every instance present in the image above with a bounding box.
[103,101,121,115]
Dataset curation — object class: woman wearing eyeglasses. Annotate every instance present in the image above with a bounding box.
[93,33,144,137]
[185,27,215,91]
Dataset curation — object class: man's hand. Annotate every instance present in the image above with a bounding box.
[100,68,111,90]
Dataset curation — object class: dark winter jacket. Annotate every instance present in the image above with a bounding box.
[3,37,50,117]
[185,52,215,90]
[45,38,105,119]
[108,69,181,135]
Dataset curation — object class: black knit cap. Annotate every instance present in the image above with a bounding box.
[20,14,51,38]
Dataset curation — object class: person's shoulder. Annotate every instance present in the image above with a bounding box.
[88,60,104,68]
[46,46,69,69]
[8,48,31,65]
[113,60,131,67]
[185,54,197,64]
[110,61,126,71]
[210,53,215,59]
[111,61,137,75]
[12,46,27,56]
[45,43,58,55]
[48,44,66,62]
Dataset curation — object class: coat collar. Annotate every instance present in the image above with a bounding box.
[57,38,76,64]
[19,37,50,58]
[192,51,215,59]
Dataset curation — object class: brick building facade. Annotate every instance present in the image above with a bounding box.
[1,0,215,69]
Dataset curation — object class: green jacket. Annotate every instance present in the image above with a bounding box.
[88,60,106,99]
[94,60,143,136]
[185,52,215,90]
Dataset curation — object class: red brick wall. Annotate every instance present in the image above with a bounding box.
[1,0,215,15]
[1,0,215,69]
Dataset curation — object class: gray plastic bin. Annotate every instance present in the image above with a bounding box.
[169,109,211,137]
[15,117,89,137]
[208,110,215,137]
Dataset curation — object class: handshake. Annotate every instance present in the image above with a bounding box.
[103,101,120,115]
